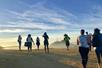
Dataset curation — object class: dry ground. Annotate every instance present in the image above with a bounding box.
[0,48,101,68]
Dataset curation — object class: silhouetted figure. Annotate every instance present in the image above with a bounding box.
[36,37,40,50]
[26,34,34,52]
[43,32,49,53]
[77,29,89,68]
[64,34,70,50]
[17,35,22,51]
[86,32,92,51]
[92,28,102,68]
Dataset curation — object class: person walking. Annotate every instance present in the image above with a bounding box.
[36,37,40,50]
[77,29,90,68]
[92,28,102,68]
[86,32,92,51]
[26,34,34,52]
[64,34,70,50]
[43,32,49,53]
[17,35,22,51]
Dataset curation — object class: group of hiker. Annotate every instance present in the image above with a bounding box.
[17,28,102,68]
[77,28,102,68]
[17,32,49,53]
[17,32,70,53]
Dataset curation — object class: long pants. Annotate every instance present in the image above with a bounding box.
[79,47,89,68]
[18,41,21,50]
[95,46,102,64]
[44,40,49,53]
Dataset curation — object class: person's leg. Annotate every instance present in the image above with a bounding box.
[82,48,87,68]
[89,45,91,51]
[79,47,84,68]
[67,45,69,50]
[19,42,20,50]
[19,42,21,51]
[19,45,21,51]
[47,45,49,53]
[85,48,89,67]
[83,48,89,68]
[99,49,102,68]
[30,46,32,52]
[44,41,46,53]
[44,45,46,53]
[38,45,39,50]
[100,46,102,62]
[28,42,32,52]
[79,47,88,68]
[95,48,101,66]
[28,46,30,52]
[37,45,38,50]
[37,44,39,50]
[66,42,69,50]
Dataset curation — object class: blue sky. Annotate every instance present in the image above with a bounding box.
[0,0,102,35]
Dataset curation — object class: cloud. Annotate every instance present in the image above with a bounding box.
[0,20,66,33]
[47,17,71,25]
[64,5,102,31]
[1,1,102,33]
[0,1,75,33]
[0,29,27,33]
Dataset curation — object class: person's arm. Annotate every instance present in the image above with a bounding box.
[68,37,70,40]
[77,37,79,45]
[48,36,49,39]
[21,37,22,40]
[17,37,19,42]
[42,35,44,37]
[31,38,35,45]
[64,37,65,41]
[26,38,28,42]
[87,35,90,45]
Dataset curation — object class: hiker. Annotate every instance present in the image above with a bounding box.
[43,32,49,53]
[17,35,22,51]
[36,37,40,50]
[92,28,102,68]
[26,34,34,52]
[86,32,92,51]
[77,29,90,68]
[64,34,70,50]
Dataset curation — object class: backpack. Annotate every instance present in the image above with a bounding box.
[92,34,102,47]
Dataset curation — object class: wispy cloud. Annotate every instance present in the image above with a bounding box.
[0,1,102,33]
[77,5,102,30]
[0,29,27,33]
[0,1,75,32]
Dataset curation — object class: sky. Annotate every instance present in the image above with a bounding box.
[0,0,102,34]
[0,0,102,49]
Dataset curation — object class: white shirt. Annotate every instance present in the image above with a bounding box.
[78,35,89,48]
